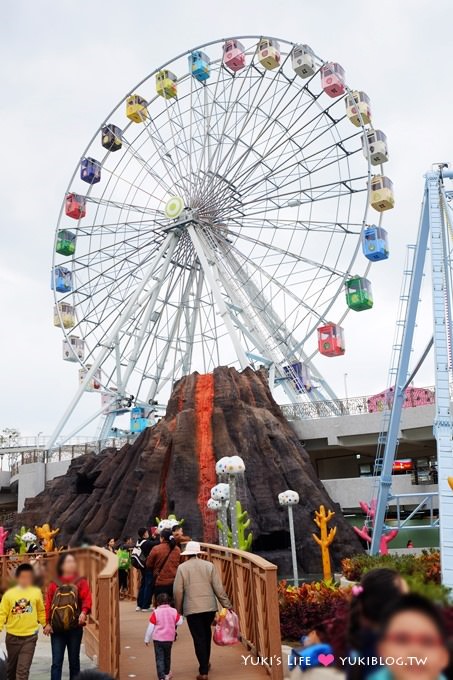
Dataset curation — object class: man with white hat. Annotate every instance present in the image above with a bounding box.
[173,541,232,680]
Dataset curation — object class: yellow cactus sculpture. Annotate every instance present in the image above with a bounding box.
[312,505,337,581]
[35,523,60,552]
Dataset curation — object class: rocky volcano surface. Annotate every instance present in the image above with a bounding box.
[16,367,362,572]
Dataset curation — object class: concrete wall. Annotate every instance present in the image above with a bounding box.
[17,460,71,512]
[322,475,438,510]
[291,404,435,448]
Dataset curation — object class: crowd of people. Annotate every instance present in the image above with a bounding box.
[0,521,450,680]
[102,521,232,680]
[289,567,451,680]
[0,551,92,680]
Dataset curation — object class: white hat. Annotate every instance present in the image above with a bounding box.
[182,541,205,556]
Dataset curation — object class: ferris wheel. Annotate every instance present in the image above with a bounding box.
[49,36,393,446]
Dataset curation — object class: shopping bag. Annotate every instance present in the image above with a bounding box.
[213,609,240,646]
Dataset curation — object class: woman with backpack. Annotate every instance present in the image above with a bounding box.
[146,529,181,599]
[44,552,92,680]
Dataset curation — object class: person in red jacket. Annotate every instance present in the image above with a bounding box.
[44,552,92,680]
[146,530,181,600]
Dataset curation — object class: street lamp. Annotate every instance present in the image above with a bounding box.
[216,456,245,549]
[278,490,300,586]
[210,483,230,546]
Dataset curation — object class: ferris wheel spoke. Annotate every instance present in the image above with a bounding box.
[140,118,190,200]
[226,125,361,207]
[213,91,344,205]
[227,216,361,234]
[207,70,323,199]
[192,42,263,201]
[120,135,176,196]
[224,227,347,278]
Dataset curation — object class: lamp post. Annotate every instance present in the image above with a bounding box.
[278,490,300,586]
[210,483,230,546]
[216,456,245,549]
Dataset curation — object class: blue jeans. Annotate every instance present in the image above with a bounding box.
[137,568,154,609]
[153,641,173,679]
[51,627,84,680]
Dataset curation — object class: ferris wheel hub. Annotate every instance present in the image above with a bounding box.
[165,196,185,220]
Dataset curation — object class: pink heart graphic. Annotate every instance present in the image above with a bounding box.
[318,653,335,667]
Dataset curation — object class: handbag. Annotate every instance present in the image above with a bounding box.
[213,609,240,646]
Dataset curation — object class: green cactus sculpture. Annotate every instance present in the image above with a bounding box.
[218,501,253,552]
[14,526,30,555]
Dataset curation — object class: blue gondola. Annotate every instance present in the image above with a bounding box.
[189,51,211,82]
[130,406,149,433]
[283,362,312,393]
[80,157,101,184]
[51,266,72,293]
[362,225,389,261]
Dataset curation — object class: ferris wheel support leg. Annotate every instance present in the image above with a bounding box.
[429,175,453,587]
[121,235,180,389]
[187,225,249,369]
[47,232,178,450]
[146,265,198,403]
[371,189,431,555]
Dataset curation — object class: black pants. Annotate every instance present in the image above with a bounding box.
[187,611,216,676]
[118,569,128,591]
[51,627,84,680]
[137,568,154,609]
[153,640,173,679]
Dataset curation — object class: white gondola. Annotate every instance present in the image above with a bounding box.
[292,44,315,78]
[362,129,389,165]
[78,365,102,392]
[63,336,85,362]
[346,91,371,127]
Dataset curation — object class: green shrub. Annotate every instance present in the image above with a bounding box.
[341,550,450,604]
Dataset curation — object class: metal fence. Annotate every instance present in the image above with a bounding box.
[281,386,436,421]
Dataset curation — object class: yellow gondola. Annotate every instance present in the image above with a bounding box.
[156,70,177,99]
[126,95,149,123]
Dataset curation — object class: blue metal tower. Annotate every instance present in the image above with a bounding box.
[371,165,453,586]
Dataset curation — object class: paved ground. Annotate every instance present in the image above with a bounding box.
[120,601,268,680]
[0,632,95,679]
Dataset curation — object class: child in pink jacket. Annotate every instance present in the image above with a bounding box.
[145,593,184,680]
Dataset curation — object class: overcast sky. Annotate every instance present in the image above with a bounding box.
[1,0,451,437]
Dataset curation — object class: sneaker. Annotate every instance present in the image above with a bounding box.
[135,606,141,611]
[141,607,152,612]
[165,674,173,680]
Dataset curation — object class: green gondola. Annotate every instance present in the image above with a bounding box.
[345,276,373,311]
[56,230,76,256]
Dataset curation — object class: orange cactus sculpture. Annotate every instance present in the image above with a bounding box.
[312,505,337,581]
[35,523,60,552]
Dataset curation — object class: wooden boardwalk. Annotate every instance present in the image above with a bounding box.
[119,601,269,679]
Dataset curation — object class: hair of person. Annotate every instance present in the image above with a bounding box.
[156,592,172,606]
[56,551,77,577]
[171,524,181,532]
[160,529,176,548]
[15,563,34,577]
[348,568,404,650]
[72,671,115,680]
[377,593,447,642]
[138,527,147,539]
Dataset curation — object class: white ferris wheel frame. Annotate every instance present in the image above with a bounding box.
[49,35,382,448]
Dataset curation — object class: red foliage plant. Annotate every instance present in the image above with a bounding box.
[278,581,351,656]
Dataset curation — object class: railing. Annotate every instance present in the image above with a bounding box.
[126,543,283,680]
[0,547,120,678]
[8,436,138,476]
[281,385,436,421]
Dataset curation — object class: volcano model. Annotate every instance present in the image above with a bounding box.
[16,367,362,572]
